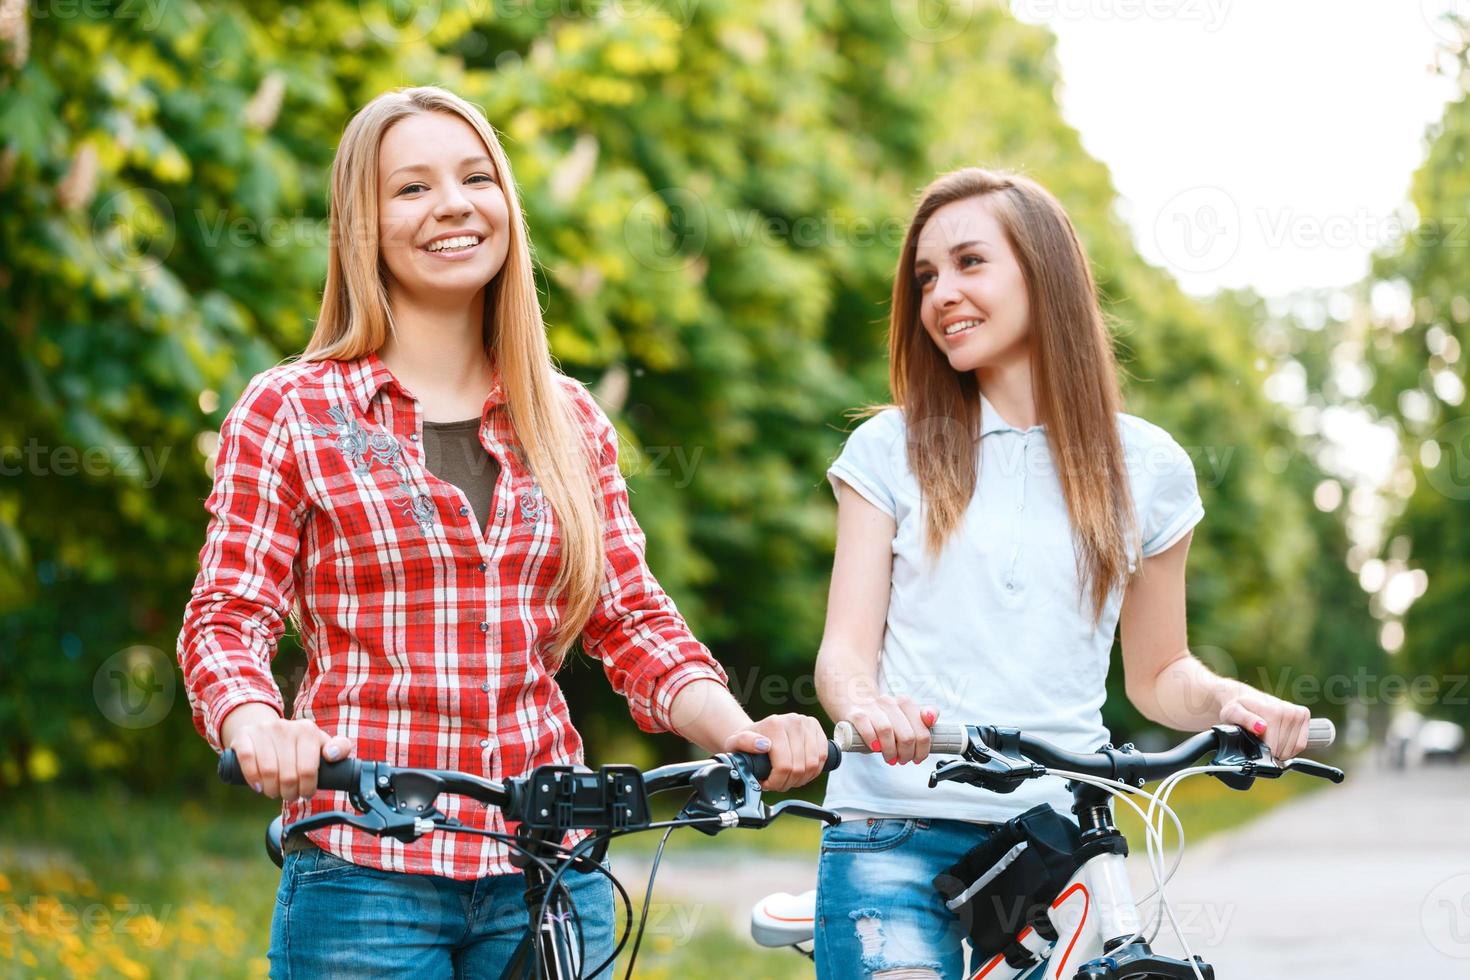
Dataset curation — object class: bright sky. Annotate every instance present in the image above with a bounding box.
[1013,0,1464,298]
[1010,3,1466,620]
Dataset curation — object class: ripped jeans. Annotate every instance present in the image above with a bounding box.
[815,817,1049,980]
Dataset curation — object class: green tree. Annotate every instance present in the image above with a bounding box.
[1360,30,1470,726]
[0,1,1372,788]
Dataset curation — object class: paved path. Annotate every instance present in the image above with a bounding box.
[613,760,1470,976]
[1135,760,1470,978]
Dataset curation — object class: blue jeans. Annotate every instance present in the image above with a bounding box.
[269,842,615,978]
[815,817,1049,980]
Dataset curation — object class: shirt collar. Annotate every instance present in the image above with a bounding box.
[343,350,506,417]
[979,393,1044,437]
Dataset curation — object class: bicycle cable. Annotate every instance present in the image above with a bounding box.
[1040,767,1206,980]
[1042,765,1216,980]
[622,824,677,980]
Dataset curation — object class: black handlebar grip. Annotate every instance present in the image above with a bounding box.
[316,758,360,792]
[218,748,247,786]
[217,748,361,791]
[748,740,842,782]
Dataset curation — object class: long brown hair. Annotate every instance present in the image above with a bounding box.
[301,85,603,667]
[889,168,1138,625]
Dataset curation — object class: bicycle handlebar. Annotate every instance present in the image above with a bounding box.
[833,717,1344,789]
[217,741,842,834]
[834,717,1334,757]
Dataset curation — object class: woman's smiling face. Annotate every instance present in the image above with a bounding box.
[913,195,1031,376]
[376,111,512,303]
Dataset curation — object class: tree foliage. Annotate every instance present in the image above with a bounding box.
[0,1,1374,786]
[1360,36,1470,726]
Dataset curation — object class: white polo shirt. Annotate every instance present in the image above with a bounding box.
[822,394,1205,824]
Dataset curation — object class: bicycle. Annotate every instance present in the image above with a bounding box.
[219,743,841,979]
[750,718,1343,979]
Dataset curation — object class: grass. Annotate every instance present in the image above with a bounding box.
[0,771,1326,978]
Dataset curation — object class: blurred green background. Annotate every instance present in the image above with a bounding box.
[1,1,1466,976]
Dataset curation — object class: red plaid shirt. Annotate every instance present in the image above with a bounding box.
[177,351,728,879]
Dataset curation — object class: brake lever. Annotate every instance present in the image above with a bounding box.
[928,753,1044,794]
[1284,758,1345,783]
[282,808,437,845]
[1207,724,1275,790]
[1209,723,1346,790]
[676,753,768,836]
[761,799,842,827]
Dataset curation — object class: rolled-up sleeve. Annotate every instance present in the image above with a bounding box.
[177,374,304,751]
[571,384,729,734]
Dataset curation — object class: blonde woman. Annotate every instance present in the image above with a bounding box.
[812,169,1312,978]
[177,86,829,976]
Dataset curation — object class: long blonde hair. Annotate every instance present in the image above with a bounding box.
[302,85,603,667]
[889,168,1138,625]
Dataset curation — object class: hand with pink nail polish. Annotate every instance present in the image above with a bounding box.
[838,695,939,764]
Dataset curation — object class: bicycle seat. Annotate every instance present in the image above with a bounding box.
[750,890,816,948]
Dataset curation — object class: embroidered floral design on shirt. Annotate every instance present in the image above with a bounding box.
[307,406,436,533]
[311,406,372,474]
[518,485,545,525]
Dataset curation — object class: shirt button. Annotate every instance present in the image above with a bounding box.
[479,621,489,632]
[459,505,470,517]
[480,682,491,692]
[496,507,506,518]
[478,561,488,572]
[479,738,490,748]
[410,433,419,442]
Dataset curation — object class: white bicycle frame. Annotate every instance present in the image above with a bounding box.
[964,847,1139,980]
[752,719,1339,978]
[749,834,1141,979]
